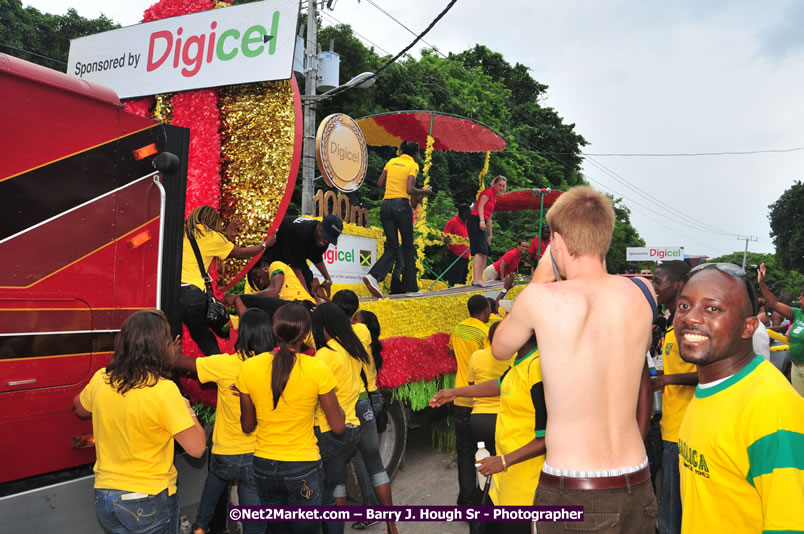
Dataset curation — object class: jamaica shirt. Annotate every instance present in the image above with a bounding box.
[490,348,547,506]
[789,307,804,364]
[268,260,315,304]
[382,154,419,200]
[449,317,489,408]
[660,326,697,444]
[678,355,804,533]
[314,339,363,431]
[466,347,513,414]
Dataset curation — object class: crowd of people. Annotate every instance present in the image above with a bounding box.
[427,186,803,533]
[73,183,803,534]
[360,140,551,298]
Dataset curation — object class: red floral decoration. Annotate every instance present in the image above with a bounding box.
[123,97,153,118]
[377,333,455,389]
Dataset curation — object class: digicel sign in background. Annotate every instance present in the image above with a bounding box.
[310,233,378,285]
[67,0,298,99]
[626,247,684,262]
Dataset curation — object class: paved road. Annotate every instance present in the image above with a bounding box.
[350,424,468,534]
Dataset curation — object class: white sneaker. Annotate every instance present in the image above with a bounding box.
[363,275,383,298]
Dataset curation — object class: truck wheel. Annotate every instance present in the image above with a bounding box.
[345,399,408,503]
[378,399,407,479]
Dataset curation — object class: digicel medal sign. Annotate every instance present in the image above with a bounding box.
[67,0,298,99]
[315,114,369,193]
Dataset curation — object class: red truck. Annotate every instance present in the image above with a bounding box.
[0,53,204,532]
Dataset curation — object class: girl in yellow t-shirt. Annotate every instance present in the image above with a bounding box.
[73,310,206,534]
[180,205,271,355]
[362,141,433,297]
[172,308,275,534]
[236,302,344,534]
[311,303,371,534]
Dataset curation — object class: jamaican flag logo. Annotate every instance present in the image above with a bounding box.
[360,250,372,271]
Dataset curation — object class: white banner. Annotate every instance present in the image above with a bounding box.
[626,247,684,262]
[67,0,298,99]
[311,234,378,284]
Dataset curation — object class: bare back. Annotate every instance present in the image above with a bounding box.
[523,274,654,471]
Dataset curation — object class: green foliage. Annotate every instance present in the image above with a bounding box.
[0,0,119,71]
[768,181,804,272]
[707,251,804,296]
[607,198,646,274]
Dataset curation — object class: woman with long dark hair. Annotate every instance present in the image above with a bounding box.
[363,141,433,297]
[181,205,270,355]
[172,308,275,534]
[468,175,507,286]
[73,310,207,534]
[237,303,344,534]
[311,303,369,534]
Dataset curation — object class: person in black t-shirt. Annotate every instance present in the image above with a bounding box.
[262,215,343,293]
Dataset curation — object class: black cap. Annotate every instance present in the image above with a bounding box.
[321,215,343,245]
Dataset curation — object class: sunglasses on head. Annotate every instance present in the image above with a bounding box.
[687,263,758,315]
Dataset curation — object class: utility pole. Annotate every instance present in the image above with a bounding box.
[301,0,318,216]
[737,235,758,269]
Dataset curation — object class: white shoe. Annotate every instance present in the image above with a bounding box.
[363,275,383,298]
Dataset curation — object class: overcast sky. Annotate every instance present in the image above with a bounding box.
[25,0,804,259]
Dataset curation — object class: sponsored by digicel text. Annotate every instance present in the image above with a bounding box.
[73,11,281,79]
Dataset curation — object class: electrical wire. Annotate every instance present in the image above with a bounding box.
[0,42,67,65]
[321,10,392,56]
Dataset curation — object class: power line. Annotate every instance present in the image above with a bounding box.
[0,42,67,66]
[333,7,753,255]
[363,0,437,50]
[581,147,804,157]
[320,10,392,56]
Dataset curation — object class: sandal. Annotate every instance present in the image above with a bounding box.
[351,520,381,530]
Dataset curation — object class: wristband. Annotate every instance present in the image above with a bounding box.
[500,288,508,295]
[500,455,508,472]
[260,242,267,249]
[190,412,197,418]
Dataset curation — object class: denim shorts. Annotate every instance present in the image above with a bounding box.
[94,488,178,534]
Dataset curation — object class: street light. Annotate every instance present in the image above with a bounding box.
[300,71,375,215]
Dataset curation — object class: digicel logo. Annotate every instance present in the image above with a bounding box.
[147,10,280,78]
[324,247,356,264]
[649,248,681,260]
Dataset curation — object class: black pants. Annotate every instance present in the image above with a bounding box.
[368,198,417,293]
[453,405,476,506]
[445,251,469,286]
[179,285,220,356]
[469,413,497,456]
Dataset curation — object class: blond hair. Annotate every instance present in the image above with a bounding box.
[546,186,614,260]
[184,206,223,238]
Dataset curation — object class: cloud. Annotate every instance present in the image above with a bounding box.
[758,1,804,59]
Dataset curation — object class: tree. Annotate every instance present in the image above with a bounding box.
[606,198,646,274]
[768,181,804,272]
[707,251,804,297]
[0,0,119,72]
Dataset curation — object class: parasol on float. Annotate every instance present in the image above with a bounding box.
[356,110,507,152]
[495,188,563,212]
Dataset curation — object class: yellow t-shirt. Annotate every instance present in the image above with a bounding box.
[382,154,419,201]
[679,356,804,534]
[79,368,194,495]
[660,326,697,444]
[196,353,256,455]
[315,339,363,430]
[354,322,378,393]
[466,347,513,414]
[236,352,336,462]
[181,227,234,291]
[490,348,547,506]
[269,261,316,304]
[449,317,489,408]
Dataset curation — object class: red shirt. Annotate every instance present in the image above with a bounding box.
[492,248,522,277]
[529,236,550,259]
[471,188,497,221]
[443,216,469,257]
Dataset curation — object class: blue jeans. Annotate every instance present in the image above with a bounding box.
[352,398,390,506]
[252,457,322,534]
[196,453,263,534]
[659,440,682,534]
[95,488,178,534]
[315,425,361,534]
[368,198,417,293]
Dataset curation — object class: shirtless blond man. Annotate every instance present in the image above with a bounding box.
[492,187,656,533]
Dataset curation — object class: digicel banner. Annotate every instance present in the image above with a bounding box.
[67,0,298,99]
[626,247,684,262]
[310,233,378,285]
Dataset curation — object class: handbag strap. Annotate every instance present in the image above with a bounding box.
[186,228,215,294]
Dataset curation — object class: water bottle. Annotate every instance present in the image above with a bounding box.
[476,441,491,488]
[647,353,662,414]
[179,516,192,534]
